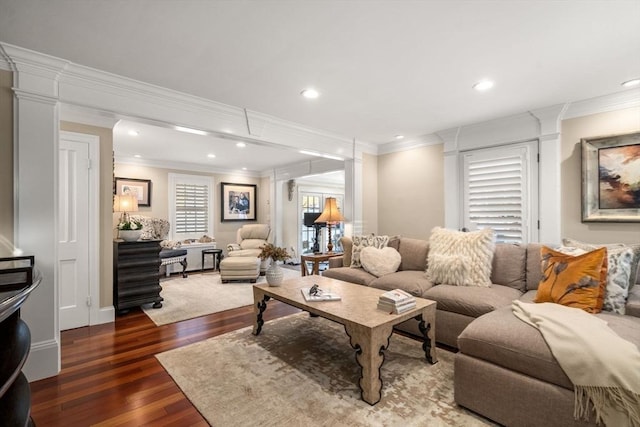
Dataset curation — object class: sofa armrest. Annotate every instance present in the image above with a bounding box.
[625,285,640,318]
[328,256,344,269]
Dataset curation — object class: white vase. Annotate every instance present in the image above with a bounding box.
[265,262,284,286]
[119,230,142,242]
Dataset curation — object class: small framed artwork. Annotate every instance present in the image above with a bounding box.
[581,131,640,222]
[114,177,152,207]
[221,182,257,222]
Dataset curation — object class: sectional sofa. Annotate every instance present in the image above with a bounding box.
[322,236,640,427]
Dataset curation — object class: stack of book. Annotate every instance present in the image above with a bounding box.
[377,289,416,314]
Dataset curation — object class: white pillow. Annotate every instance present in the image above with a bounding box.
[426,227,495,287]
[350,234,389,268]
[360,247,401,277]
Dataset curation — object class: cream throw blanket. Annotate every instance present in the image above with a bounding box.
[512,301,640,427]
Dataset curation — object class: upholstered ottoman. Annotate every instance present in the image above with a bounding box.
[159,248,188,278]
[220,256,260,283]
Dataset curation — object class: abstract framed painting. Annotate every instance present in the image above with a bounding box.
[581,131,640,222]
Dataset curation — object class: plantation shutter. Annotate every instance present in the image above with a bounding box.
[168,173,213,240]
[175,183,209,234]
[462,141,538,244]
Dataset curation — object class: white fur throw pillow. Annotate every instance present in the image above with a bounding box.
[426,227,495,287]
[360,247,401,277]
[350,234,389,268]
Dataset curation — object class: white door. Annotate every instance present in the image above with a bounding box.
[58,137,90,330]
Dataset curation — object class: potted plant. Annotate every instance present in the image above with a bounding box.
[258,244,290,286]
[117,218,143,241]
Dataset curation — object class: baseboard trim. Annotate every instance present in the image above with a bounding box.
[92,306,115,326]
[24,338,60,382]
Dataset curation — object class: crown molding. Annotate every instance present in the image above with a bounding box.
[244,109,361,159]
[0,43,69,98]
[1,42,361,161]
[563,88,640,120]
[377,133,443,155]
[115,156,262,177]
[271,158,344,181]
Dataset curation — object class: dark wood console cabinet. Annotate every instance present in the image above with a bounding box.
[113,240,163,313]
[0,256,41,426]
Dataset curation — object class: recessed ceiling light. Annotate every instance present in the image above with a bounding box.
[395,135,404,140]
[473,80,494,91]
[301,88,320,99]
[133,154,141,158]
[242,167,247,171]
[207,153,216,158]
[128,130,139,136]
[621,78,640,88]
[175,125,207,136]
[236,142,246,148]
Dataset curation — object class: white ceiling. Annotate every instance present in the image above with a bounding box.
[1,0,639,173]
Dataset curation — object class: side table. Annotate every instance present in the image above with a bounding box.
[300,253,342,276]
[202,248,223,272]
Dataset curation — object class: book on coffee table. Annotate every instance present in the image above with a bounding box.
[377,299,417,314]
[379,289,414,304]
[301,287,341,302]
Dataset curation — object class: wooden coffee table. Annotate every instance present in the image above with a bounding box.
[252,275,437,405]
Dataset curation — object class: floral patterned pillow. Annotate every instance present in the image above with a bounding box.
[350,234,389,268]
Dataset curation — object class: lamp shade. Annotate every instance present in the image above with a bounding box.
[315,197,345,224]
[113,194,139,213]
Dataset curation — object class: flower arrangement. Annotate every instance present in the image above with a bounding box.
[117,219,143,230]
[258,243,291,262]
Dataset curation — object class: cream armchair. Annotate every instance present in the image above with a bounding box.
[226,224,271,274]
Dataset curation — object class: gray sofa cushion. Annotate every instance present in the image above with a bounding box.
[369,270,435,297]
[458,305,573,390]
[526,243,545,290]
[518,289,537,303]
[397,237,429,272]
[626,285,640,318]
[321,266,376,286]
[490,243,527,292]
[424,284,522,318]
[458,305,640,391]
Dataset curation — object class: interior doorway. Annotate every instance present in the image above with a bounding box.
[58,131,100,330]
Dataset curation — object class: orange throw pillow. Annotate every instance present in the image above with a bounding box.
[534,246,608,313]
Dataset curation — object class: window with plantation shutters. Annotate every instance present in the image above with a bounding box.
[461,141,538,244]
[168,174,213,240]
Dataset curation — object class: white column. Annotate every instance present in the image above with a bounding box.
[438,128,461,230]
[344,145,363,236]
[530,104,566,244]
[3,44,68,380]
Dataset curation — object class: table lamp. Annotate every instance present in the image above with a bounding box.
[315,197,345,253]
[113,194,138,224]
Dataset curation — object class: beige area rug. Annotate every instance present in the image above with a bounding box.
[156,313,496,426]
[142,268,301,326]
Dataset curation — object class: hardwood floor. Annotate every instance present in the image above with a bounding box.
[30,301,300,426]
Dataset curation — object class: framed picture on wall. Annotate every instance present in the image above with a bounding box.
[221,182,257,222]
[581,131,640,222]
[114,177,152,207]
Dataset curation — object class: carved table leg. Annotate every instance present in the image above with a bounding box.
[415,305,437,364]
[344,323,393,405]
[252,289,270,335]
[180,258,188,278]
